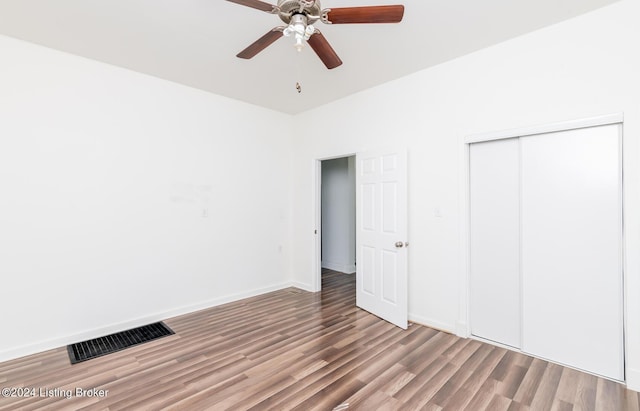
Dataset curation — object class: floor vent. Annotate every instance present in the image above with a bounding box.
[67,322,174,364]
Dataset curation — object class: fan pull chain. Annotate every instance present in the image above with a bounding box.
[295,47,302,94]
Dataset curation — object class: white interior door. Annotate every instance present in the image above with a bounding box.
[521,124,623,381]
[356,149,408,329]
[469,138,521,348]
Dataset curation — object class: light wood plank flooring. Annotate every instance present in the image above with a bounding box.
[1,269,638,410]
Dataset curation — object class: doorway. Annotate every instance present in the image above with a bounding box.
[320,156,356,278]
[314,149,409,329]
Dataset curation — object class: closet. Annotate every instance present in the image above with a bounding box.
[469,123,624,381]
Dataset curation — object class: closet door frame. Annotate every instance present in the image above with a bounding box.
[458,113,625,377]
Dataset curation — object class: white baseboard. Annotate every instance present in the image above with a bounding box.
[321,261,356,274]
[408,314,455,334]
[627,367,640,391]
[290,281,316,292]
[0,282,291,364]
[455,321,469,338]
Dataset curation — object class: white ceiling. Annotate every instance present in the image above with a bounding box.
[0,0,621,114]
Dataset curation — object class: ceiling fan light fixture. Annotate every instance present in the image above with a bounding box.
[305,24,315,37]
[283,13,312,51]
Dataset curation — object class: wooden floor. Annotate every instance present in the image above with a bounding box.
[1,270,638,411]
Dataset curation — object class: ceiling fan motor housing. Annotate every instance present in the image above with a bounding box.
[277,0,322,24]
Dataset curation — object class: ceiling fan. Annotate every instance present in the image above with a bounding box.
[227,0,405,69]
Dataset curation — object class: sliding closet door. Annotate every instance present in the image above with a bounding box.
[470,138,521,348]
[521,124,623,380]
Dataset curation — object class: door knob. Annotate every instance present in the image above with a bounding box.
[395,241,404,248]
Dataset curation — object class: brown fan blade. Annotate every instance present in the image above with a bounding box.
[237,27,284,59]
[324,5,404,24]
[307,30,342,69]
[226,0,276,13]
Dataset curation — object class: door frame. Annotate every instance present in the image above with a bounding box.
[313,153,356,292]
[459,112,626,377]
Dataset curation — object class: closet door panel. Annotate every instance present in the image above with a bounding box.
[521,124,623,381]
[469,138,521,348]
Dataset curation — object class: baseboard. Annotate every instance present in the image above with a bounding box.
[0,282,291,364]
[627,367,640,391]
[455,321,469,338]
[408,314,455,334]
[321,261,356,274]
[290,281,316,292]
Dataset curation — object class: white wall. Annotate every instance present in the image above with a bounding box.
[0,35,293,361]
[321,157,356,274]
[290,0,640,390]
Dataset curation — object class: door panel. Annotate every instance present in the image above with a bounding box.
[362,184,376,231]
[382,250,398,303]
[521,124,623,381]
[469,138,522,348]
[357,149,407,329]
[362,246,376,295]
[382,182,398,233]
